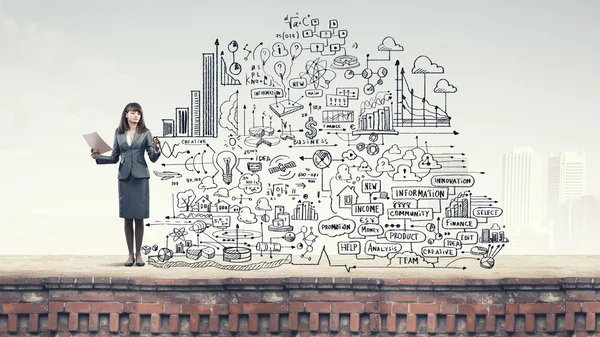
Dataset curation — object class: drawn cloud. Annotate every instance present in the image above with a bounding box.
[393,164,422,182]
[255,197,272,211]
[378,36,404,51]
[388,144,401,154]
[434,79,458,93]
[402,150,417,161]
[357,160,372,172]
[213,188,229,198]
[342,149,358,161]
[491,223,501,230]
[198,176,217,190]
[412,55,444,74]
[238,173,262,194]
[218,91,239,135]
[271,42,289,57]
[375,158,394,173]
[418,154,442,169]
[335,164,352,181]
[383,144,403,161]
[237,206,257,224]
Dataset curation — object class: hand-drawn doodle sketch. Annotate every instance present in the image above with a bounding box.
[144,13,508,272]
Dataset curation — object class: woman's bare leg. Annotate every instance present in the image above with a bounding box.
[124,219,134,264]
[134,219,145,263]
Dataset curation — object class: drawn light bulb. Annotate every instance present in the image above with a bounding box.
[215,151,238,185]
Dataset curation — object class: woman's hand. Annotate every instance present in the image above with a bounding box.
[90,148,100,159]
[153,137,161,153]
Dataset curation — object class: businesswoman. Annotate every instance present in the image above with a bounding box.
[91,102,161,266]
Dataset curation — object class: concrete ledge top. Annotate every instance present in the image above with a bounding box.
[1,255,599,282]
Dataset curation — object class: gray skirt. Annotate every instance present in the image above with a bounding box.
[118,175,150,219]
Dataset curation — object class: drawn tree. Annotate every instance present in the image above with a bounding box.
[177,189,198,211]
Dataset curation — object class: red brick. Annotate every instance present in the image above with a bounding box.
[288,313,299,331]
[169,315,179,333]
[434,294,467,303]
[290,301,304,313]
[355,292,380,302]
[380,303,392,314]
[305,302,331,313]
[364,302,378,313]
[426,314,436,333]
[7,314,17,333]
[525,314,535,332]
[181,304,211,314]
[329,313,339,332]
[458,304,488,315]
[546,313,556,332]
[0,292,20,302]
[213,304,228,315]
[2,303,32,314]
[583,302,600,312]
[445,314,456,334]
[249,314,258,332]
[385,314,396,332]
[190,314,199,333]
[565,312,575,331]
[65,302,90,313]
[551,303,566,313]
[504,314,515,332]
[406,314,417,333]
[127,303,164,314]
[80,291,114,301]
[228,314,238,332]
[142,294,158,302]
[308,312,319,332]
[270,313,279,332]
[48,312,58,331]
[392,303,409,314]
[290,290,320,301]
[209,314,219,332]
[440,304,458,314]
[370,313,381,332]
[274,303,288,313]
[89,313,99,332]
[586,313,596,331]
[33,303,48,313]
[321,291,354,301]
[114,292,141,302]
[91,302,123,313]
[229,303,242,314]
[486,304,503,315]
[520,303,550,314]
[567,291,598,301]
[466,314,476,333]
[49,301,64,312]
[129,314,140,332]
[385,292,418,302]
[29,313,39,332]
[49,290,80,301]
[242,303,274,314]
[164,303,180,314]
[485,315,495,332]
[410,303,440,314]
[150,314,160,333]
[567,301,581,312]
[109,313,119,332]
[418,294,434,303]
[332,302,363,313]
[68,312,78,331]
[506,303,518,314]
[158,293,190,303]
[349,313,360,332]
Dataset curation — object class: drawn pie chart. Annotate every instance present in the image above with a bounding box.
[312,150,332,169]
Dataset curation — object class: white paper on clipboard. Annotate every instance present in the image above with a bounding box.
[83,132,112,154]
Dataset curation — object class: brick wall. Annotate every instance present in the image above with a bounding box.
[1,277,599,336]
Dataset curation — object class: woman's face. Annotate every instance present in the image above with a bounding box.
[126,109,141,125]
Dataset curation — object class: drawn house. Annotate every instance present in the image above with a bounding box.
[197,196,212,212]
[337,185,358,209]
[214,200,231,213]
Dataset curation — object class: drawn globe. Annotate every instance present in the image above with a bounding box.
[312,150,332,169]
[157,248,174,262]
[480,256,495,269]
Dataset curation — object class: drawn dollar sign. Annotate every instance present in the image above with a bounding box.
[304,116,318,139]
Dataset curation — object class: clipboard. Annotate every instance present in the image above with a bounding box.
[83,132,112,154]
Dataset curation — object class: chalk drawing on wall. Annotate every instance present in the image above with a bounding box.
[142,13,507,272]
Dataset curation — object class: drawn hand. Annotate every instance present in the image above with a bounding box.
[153,137,161,152]
[90,148,100,160]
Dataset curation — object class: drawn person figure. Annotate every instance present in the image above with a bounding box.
[90,102,161,266]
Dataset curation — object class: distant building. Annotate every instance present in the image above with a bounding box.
[547,151,586,220]
[501,147,544,235]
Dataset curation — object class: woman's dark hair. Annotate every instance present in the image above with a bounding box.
[116,102,148,133]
